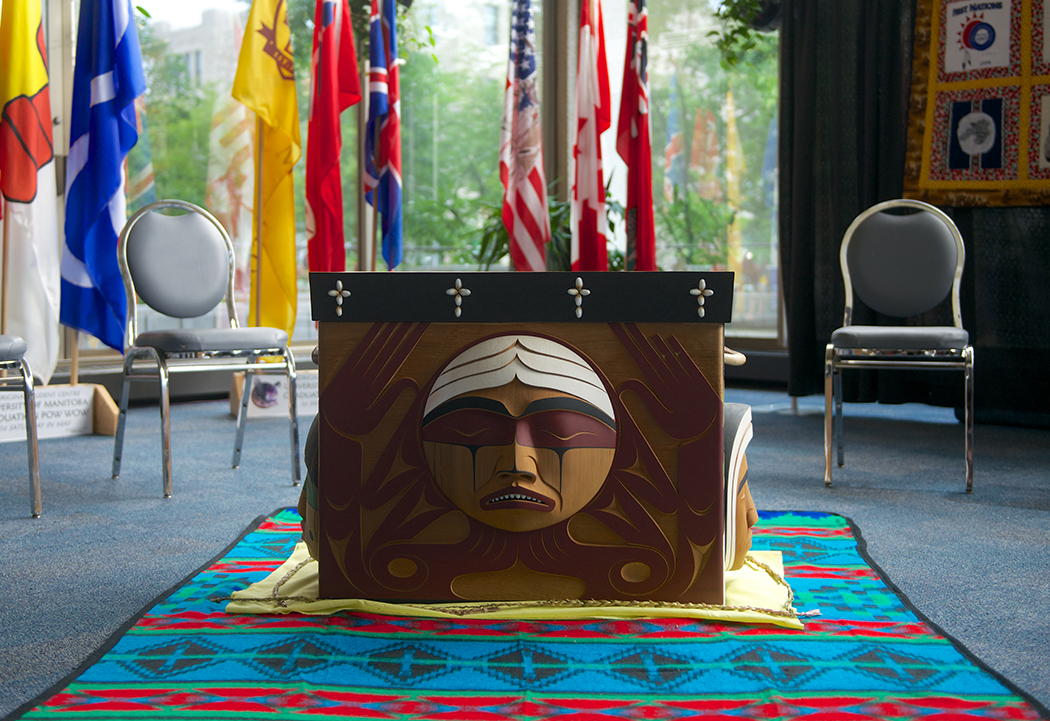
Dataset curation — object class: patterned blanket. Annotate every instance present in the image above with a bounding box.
[10,509,1048,720]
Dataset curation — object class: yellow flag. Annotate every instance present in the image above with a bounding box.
[0,0,62,383]
[233,0,301,337]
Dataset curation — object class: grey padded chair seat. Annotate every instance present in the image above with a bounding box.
[0,334,41,517]
[830,326,969,350]
[0,335,28,359]
[134,327,290,354]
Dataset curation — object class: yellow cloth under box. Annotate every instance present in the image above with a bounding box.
[226,544,804,630]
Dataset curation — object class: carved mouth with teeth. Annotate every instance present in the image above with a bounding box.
[480,487,554,512]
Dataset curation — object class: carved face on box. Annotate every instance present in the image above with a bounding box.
[421,335,617,533]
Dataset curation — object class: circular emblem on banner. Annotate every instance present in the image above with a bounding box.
[957,111,997,155]
[962,20,996,51]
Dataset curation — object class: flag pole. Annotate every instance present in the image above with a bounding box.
[69,328,79,386]
[1,209,9,335]
[357,58,370,272]
[253,115,264,327]
[371,115,379,273]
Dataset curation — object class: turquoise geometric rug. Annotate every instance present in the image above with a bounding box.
[7,509,1048,720]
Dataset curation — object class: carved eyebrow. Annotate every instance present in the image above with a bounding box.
[520,398,616,430]
[421,395,617,430]
[422,396,512,426]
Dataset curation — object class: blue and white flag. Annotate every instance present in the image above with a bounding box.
[363,0,402,270]
[60,0,146,352]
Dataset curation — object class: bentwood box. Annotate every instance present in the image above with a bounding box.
[309,271,734,604]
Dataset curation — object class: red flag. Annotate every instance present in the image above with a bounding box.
[616,0,656,271]
[571,0,610,272]
[306,0,361,272]
[500,0,551,272]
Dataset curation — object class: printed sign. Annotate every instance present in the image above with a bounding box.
[944,0,1011,73]
[244,370,318,419]
[0,385,94,443]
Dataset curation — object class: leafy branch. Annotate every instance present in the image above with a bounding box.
[708,0,780,69]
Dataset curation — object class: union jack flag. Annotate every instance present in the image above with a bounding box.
[499,0,550,272]
[364,0,402,270]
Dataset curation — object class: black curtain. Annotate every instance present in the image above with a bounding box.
[779,0,1050,426]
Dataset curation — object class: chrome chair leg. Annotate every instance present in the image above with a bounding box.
[964,346,974,493]
[286,350,301,486]
[112,351,137,479]
[824,345,834,487]
[21,360,41,518]
[149,349,173,498]
[834,366,844,467]
[232,365,253,469]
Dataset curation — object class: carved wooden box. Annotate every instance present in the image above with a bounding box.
[310,271,734,604]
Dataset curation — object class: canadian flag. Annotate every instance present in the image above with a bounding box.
[570,0,610,271]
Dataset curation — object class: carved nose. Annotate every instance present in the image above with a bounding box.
[495,436,537,482]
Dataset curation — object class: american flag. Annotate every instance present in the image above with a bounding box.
[616,0,656,271]
[499,0,550,272]
[364,0,403,270]
[570,0,610,272]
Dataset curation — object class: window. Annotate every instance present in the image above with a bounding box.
[48,0,777,358]
[483,4,500,46]
[603,0,780,340]
[398,0,521,270]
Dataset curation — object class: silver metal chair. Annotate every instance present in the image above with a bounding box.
[0,335,41,517]
[824,199,974,493]
[112,199,300,498]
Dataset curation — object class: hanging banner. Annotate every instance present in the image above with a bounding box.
[904,0,1050,205]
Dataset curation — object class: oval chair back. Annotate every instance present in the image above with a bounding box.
[840,199,965,327]
[118,200,238,350]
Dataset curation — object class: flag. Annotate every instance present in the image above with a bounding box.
[233,0,301,335]
[206,95,255,315]
[306,0,361,272]
[663,68,685,202]
[615,0,656,272]
[499,0,551,272]
[761,115,777,210]
[570,0,610,272]
[724,89,745,280]
[364,0,403,270]
[690,108,721,201]
[60,0,146,353]
[125,96,156,212]
[0,0,61,381]
[206,15,253,318]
